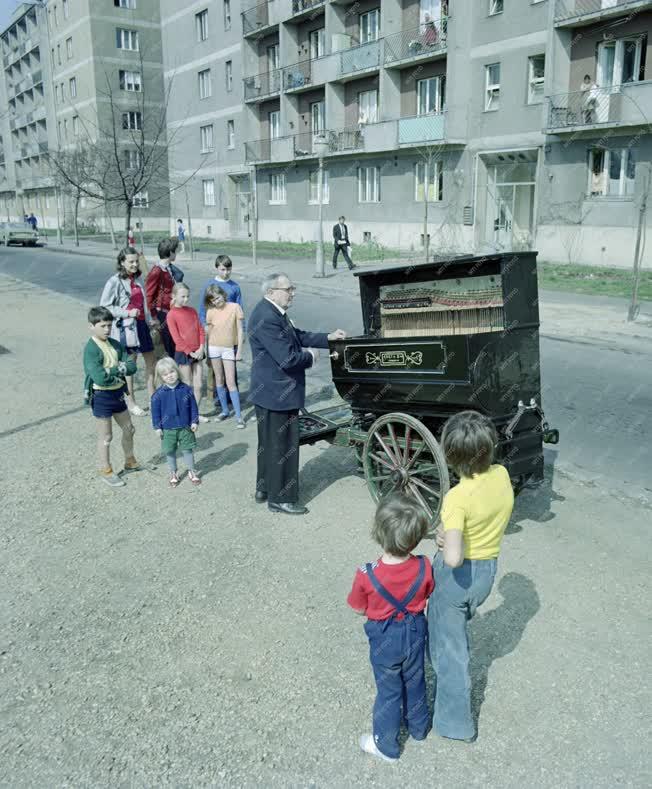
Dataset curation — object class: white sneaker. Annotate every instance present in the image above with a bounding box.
[197,415,210,423]
[359,734,398,763]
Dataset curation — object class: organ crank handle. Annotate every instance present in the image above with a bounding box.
[329,351,339,361]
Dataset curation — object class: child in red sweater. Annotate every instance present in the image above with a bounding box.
[348,492,434,762]
[166,283,208,422]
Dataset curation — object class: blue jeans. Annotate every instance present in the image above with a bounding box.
[364,613,430,759]
[428,552,497,740]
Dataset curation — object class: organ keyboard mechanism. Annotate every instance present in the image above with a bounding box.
[379,275,505,337]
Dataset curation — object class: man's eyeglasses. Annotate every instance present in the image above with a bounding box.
[273,286,297,293]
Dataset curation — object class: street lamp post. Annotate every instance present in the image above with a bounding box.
[313,134,329,278]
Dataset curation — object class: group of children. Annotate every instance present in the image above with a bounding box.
[349,410,515,761]
[86,241,246,488]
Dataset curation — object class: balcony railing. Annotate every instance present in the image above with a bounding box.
[384,22,448,66]
[554,0,651,22]
[397,112,446,144]
[284,59,313,91]
[339,39,381,77]
[245,137,272,162]
[547,84,652,129]
[327,127,364,152]
[243,69,281,101]
[242,1,275,36]
[291,0,325,16]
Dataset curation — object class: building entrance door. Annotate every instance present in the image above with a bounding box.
[481,152,537,251]
[229,176,251,237]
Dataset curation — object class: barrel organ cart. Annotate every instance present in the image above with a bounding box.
[298,252,559,533]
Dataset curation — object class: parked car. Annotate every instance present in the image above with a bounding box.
[0,222,39,246]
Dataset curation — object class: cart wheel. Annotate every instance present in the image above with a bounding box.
[353,442,364,466]
[363,412,450,535]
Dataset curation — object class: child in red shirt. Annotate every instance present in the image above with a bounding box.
[166,283,208,422]
[348,492,434,762]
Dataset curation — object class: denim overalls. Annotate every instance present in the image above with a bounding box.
[363,557,430,759]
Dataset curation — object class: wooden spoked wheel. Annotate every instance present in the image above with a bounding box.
[362,413,450,535]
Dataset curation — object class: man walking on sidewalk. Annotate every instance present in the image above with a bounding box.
[332,216,355,271]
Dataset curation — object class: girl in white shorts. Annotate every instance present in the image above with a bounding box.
[204,284,245,427]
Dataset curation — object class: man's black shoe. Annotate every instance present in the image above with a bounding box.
[268,502,308,515]
[255,491,267,503]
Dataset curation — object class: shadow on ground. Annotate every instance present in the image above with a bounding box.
[507,449,565,534]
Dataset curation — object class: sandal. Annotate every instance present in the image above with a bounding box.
[188,470,201,486]
[169,473,180,488]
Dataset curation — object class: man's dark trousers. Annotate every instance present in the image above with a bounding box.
[255,405,300,504]
[332,245,354,270]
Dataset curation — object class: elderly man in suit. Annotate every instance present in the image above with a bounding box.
[249,272,346,515]
[332,215,356,271]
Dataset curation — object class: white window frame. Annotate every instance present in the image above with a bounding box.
[115,0,137,8]
[133,191,149,208]
[63,0,69,19]
[224,0,231,30]
[308,169,329,204]
[119,69,141,92]
[122,111,142,131]
[66,37,72,59]
[597,37,644,88]
[269,110,281,139]
[124,149,142,170]
[55,84,60,104]
[69,76,77,98]
[417,75,445,115]
[198,68,212,99]
[358,89,378,124]
[72,115,79,136]
[225,60,233,91]
[485,63,501,111]
[269,173,287,204]
[358,165,380,203]
[64,118,68,139]
[311,100,325,133]
[267,45,279,71]
[360,9,380,44]
[588,147,635,198]
[116,29,139,51]
[489,0,503,15]
[414,160,443,202]
[203,179,216,206]
[227,119,235,149]
[196,9,209,42]
[200,123,214,152]
[309,28,325,60]
[528,54,545,104]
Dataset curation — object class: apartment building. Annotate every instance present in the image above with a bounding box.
[0,0,170,231]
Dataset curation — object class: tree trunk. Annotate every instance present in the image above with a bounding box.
[125,202,133,238]
[105,200,118,250]
[73,195,80,247]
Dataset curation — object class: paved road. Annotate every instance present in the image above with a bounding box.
[1,245,650,498]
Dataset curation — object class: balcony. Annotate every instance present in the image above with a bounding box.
[243,69,281,102]
[384,22,447,68]
[283,59,322,93]
[289,0,325,21]
[554,0,652,27]
[337,40,381,80]
[546,83,652,131]
[241,1,279,37]
[397,113,446,145]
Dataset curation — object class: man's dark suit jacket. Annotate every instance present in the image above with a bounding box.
[249,298,329,411]
[332,222,350,249]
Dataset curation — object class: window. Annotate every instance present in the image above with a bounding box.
[223,0,231,30]
[55,84,61,104]
[196,9,208,41]
[588,148,635,197]
[200,123,214,151]
[358,89,378,124]
[225,60,233,91]
[116,29,139,50]
[360,9,380,44]
[72,115,79,136]
[597,37,646,87]
[122,111,142,130]
[66,37,73,59]
[415,161,443,201]
[133,191,149,208]
[64,119,68,139]
[269,110,281,139]
[308,169,329,204]
[69,76,77,98]
[311,100,325,132]
[54,4,59,26]
[267,45,279,71]
[417,76,445,114]
[227,119,235,149]
[269,173,286,204]
[528,55,545,104]
[119,70,141,91]
[485,63,500,111]
[58,120,62,139]
[51,48,55,68]
[309,29,325,60]
[489,0,503,15]
[115,0,137,8]
[57,44,61,65]
[198,68,212,99]
[63,0,69,19]
[358,166,380,202]
[203,179,216,206]
[124,149,142,169]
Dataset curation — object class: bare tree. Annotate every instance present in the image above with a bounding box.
[50,141,99,247]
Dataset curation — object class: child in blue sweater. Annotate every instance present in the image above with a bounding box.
[151,357,201,487]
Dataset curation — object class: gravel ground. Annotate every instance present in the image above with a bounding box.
[1,274,650,787]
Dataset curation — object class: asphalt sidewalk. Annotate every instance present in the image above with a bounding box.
[40,236,652,353]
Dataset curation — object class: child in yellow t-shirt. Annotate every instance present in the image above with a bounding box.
[428,410,514,742]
